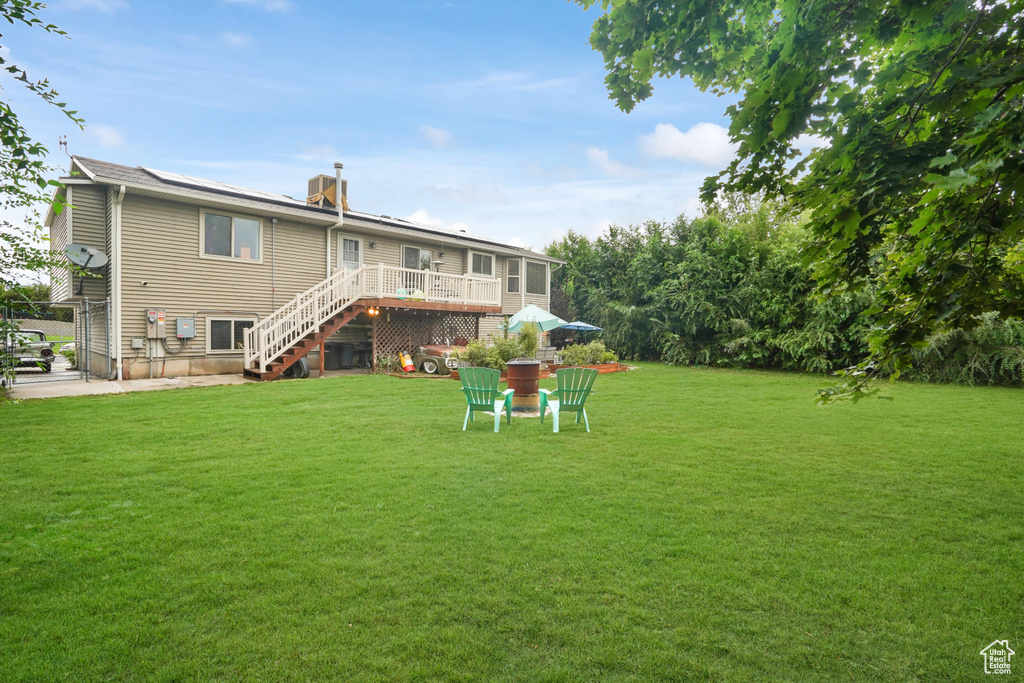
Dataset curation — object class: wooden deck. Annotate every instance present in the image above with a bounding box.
[359,297,501,314]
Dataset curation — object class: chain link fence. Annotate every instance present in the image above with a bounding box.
[1,298,111,388]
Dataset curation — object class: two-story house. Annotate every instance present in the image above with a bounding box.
[47,157,561,380]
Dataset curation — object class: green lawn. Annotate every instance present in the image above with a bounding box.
[1,364,1021,681]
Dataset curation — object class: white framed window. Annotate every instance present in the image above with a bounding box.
[507,258,520,293]
[526,260,547,295]
[470,250,493,277]
[402,245,433,271]
[206,317,256,354]
[338,234,363,272]
[200,210,262,262]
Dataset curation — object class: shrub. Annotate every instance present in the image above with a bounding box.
[559,341,617,366]
[452,333,534,372]
[517,322,539,359]
[373,354,402,374]
[60,345,76,369]
[903,313,1024,385]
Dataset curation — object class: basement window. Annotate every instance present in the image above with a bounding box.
[202,211,262,261]
[207,317,255,353]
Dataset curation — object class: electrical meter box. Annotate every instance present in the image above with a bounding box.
[146,308,166,339]
[176,317,196,339]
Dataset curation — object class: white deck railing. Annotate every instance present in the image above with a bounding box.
[363,264,501,307]
[245,265,500,373]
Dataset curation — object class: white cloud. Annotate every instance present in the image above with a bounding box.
[405,209,470,235]
[507,236,541,252]
[292,145,340,164]
[639,122,738,168]
[585,147,638,178]
[794,133,829,153]
[419,125,455,149]
[453,71,575,92]
[58,0,128,10]
[223,0,293,10]
[88,124,124,148]
[418,183,505,204]
[523,161,546,177]
[220,31,255,48]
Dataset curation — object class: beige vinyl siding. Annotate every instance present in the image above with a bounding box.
[477,255,509,338]
[70,184,108,300]
[105,186,115,299]
[478,256,551,341]
[347,231,467,277]
[49,198,70,301]
[119,193,327,362]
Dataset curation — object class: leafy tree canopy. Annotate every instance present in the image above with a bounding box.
[0,0,82,295]
[578,0,1024,398]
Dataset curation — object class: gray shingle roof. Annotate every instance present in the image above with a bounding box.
[69,156,561,262]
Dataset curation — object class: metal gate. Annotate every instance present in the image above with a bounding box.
[1,298,112,388]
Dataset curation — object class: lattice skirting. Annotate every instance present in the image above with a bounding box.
[372,311,480,366]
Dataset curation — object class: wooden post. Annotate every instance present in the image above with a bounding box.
[371,315,378,371]
[319,341,325,378]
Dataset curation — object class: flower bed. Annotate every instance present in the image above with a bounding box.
[546,362,626,374]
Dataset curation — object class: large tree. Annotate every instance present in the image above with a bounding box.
[578,0,1024,398]
[0,0,82,295]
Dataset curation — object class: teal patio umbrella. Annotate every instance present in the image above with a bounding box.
[507,304,567,333]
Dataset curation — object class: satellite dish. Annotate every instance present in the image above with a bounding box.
[66,244,108,295]
[66,244,109,270]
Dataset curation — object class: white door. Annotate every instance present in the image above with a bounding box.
[339,235,363,273]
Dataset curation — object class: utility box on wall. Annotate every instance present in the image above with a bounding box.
[176,317,196,339]
[146,308,166,339]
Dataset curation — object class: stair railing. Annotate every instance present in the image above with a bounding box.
[245,266,367,374]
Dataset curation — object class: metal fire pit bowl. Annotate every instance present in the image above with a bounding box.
[506,356,541,412]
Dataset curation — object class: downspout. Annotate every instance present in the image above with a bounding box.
[271,218,277,309]
[113,185,125,380]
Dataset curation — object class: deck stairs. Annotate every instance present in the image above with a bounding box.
[243,263,502,381]
[243,266,368,381]
[242,304,364,381]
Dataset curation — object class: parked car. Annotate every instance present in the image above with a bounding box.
[411,344,464,374]
[5,329,55,372]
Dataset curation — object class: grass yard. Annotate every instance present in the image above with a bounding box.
[1,364,1021,681]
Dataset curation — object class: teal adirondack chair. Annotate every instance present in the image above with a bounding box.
[539,367,598,433]
[459,367,514,432]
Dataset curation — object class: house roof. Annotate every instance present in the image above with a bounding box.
[63,156,562,263]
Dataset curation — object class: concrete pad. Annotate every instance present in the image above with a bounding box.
[8,373,253,401]
[118,378,189,392]
[9,380,126,400]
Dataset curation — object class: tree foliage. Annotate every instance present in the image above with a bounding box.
[547,199,875,375]
[578,0,1024,398]
[0,0,82,293]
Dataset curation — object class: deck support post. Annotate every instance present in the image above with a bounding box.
[319,341,325,377]
[371,315,378,372]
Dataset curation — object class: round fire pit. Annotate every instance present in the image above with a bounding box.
[506,356,541,412]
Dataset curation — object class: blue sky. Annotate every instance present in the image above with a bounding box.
[6,0,739,252]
